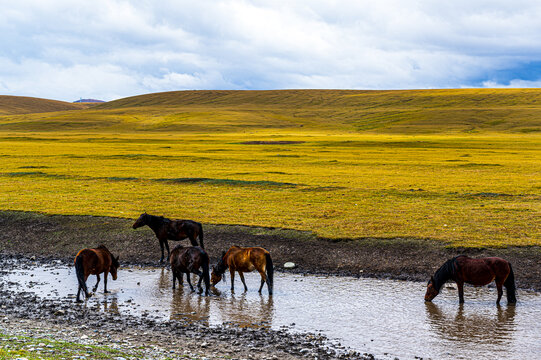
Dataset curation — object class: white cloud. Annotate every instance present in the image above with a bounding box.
[1,0,541,101]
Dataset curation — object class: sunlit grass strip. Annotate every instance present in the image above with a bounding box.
[0,131,539,248]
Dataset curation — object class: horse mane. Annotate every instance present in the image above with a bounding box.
[214,251,228,275]
[97,244,109,251]
[432,256,463,291]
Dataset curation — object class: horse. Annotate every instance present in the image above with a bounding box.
[424,255,516,305]
[132,212,204,263]
[211,246,273,295]
[169,245,210,296]
[74,245,120,302]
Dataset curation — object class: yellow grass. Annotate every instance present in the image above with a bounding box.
[0,89,539,247]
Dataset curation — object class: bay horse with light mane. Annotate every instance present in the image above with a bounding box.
[169,245,210,296]
[132,212,204,263]
[425,255,516,305]
[74,245,120,302]
[211,246,273,295]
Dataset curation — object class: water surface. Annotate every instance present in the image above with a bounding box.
[5,264,541,359]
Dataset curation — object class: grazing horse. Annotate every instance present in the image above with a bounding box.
[169,245,210,295]
[74,245,120,302]
[424,255,516,305]
[132,212,204,263]
[211,246,273,295]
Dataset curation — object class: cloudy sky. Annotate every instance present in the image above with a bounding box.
[2,0,541,102]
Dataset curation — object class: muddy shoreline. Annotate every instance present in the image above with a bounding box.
[0,256,373,359]
[1,210,540,359]
[1,211,540,291]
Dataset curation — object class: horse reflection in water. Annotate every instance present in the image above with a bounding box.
[219,291,274,329]
[157,268,274,328]
[158,268,211,325]
[425,302,516,345]
[93,295,119,314]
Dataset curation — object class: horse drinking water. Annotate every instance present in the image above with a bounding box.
[74,245,120,302]
[169,245,210,295]
[211,246,273,295]
[132,212,204,263]
[424,255,516,305]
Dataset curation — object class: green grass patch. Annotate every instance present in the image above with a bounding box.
[0,332,137,359]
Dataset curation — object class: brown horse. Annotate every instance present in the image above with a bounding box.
[211,246,273,295]
[425,255,516,305]
[132,212,204,263]
[74,245,120,302]
[169,245,210,296]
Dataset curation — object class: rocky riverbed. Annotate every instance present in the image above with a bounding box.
[0,256,374,360]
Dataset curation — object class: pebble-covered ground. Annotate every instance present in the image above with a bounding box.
[0,256,375,360]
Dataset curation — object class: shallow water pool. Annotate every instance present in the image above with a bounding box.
[5,264,541,359]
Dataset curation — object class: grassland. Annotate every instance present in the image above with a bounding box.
[0,89,539,248]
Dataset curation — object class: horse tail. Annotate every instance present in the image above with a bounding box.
[504,262,517,304]
[75,255,90,298]
[265,252,274,295]
[198,222,205,249]
[201,250,210,295]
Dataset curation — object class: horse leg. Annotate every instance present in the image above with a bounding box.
[164,240,171,263]
[76,286,82,302]
[496,280,504,305]
[172,270,176,290]
[159,239,165,263]
[230,269,236,292]
[186,272,195,292]
[84,274,91,297]
[93,274,101,292]
[189,235,198,247]
[103,271,109,293]
[457,280,465,304]
[257,270,267,293]
[239,272,248,292]
[194,269,204,291]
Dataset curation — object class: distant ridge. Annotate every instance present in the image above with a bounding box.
[0,95,86,115]
[1,89,540,133]
[73,99,105,103]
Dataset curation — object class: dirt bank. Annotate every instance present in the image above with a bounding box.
[1,210,540,291]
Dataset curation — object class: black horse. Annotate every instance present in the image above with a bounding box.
[169,245,210,295]
[132,213,204,263]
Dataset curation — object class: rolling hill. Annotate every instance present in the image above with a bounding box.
[1,89,541,133]
[0,95,87,115]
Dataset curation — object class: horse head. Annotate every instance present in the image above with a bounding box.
[210,265,222,285]
[110,255,120,280]
[211,264,226,285]
[132,212,148,229]
[424,276,439,302]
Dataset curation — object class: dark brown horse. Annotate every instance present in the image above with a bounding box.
[132,212,204,263]
[169,245,210,295]
[425,255,516,305]
[74,245,120,302]
[211,246,273,295]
